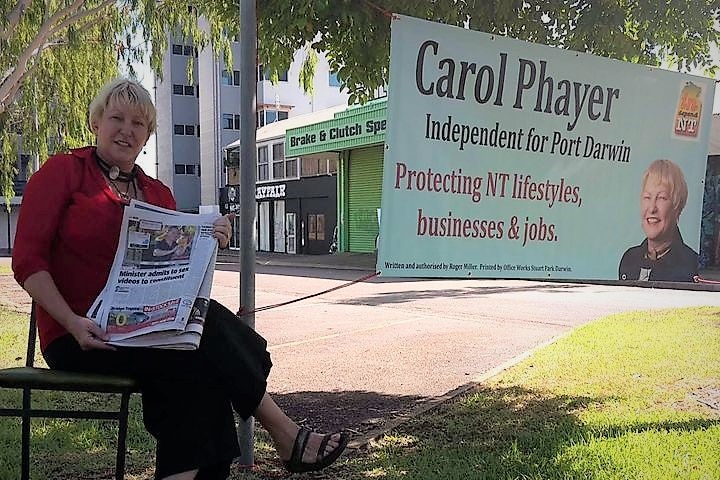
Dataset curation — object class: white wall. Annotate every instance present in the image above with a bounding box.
[257,49,349,116]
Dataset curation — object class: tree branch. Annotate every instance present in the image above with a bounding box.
[0,0,117,114]
[1,0,32,43]
[47,0,117,39]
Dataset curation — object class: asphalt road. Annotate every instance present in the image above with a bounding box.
[211,263,720,441]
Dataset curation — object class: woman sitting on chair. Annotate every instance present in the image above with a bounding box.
[12,77,348,480]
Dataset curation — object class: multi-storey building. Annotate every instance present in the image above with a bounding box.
[154,32,349,212]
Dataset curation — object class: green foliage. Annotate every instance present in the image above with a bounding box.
[298,48,318,96]
[0,0,238,203]
[257,0,720,104]
[1,0,719,204]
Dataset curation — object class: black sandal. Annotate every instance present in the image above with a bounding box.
[283,426,350,473]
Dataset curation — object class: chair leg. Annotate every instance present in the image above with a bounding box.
[115,392,131,480]
[21,387,31,480]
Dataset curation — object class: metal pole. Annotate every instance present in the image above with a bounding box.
[237,0,257,466]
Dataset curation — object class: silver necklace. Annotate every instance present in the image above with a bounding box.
[109,179,136,203]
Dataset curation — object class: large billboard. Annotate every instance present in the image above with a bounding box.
[377,15,715,282]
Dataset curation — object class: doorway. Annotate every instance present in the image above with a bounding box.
[286,213,297,254]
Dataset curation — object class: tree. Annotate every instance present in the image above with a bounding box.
[2,0,719,202]
[257,0,720,104]
[0,0,238,203]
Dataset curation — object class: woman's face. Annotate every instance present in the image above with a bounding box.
[92,102,149,169]
[641,180,678,244]
[165,228,180,243]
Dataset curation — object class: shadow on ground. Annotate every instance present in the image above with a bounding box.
[338,283,587,307]
[3,382,717,479]
[269,389,428,435]
[307,384,720,480]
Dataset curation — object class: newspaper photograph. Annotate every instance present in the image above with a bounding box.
[87,200,220,349]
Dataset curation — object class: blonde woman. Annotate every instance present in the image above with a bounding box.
[13,78,347,479]
[619,159,698,282]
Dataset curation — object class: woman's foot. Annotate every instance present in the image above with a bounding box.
[281,427,349,473]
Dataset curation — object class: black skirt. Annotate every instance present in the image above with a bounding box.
[43,300,272,479]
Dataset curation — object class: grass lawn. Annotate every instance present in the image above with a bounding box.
[1,306,718,479]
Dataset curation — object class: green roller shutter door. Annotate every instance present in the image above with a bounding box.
[347,145,383,253]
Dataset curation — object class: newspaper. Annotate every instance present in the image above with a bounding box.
[87,200,220,349]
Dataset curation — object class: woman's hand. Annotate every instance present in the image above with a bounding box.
[213,214,234,249]
[66,314,116,351]
[23,271,115,351]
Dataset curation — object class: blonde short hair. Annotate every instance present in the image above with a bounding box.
[641,159,688,215]
[89,78,156,138]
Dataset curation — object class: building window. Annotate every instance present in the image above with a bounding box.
[285,158,298,178]
[173,44,196,56]
[301,157,338,177]
[174,124,198,136]
[308,214,325,241]
[258,145,268,181]
[272,143,284,179]
[258,64,288,82]
[328,72,342,87]
[221,70,241,86]
[257,109,288,128]
[226,149,240,167]
[223,114,242,131]
[174,164,201,175]
[173,83,196,96]
[268,143,298,180]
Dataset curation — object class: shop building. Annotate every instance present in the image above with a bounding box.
[285,98,387,253]
[223,107,344,254]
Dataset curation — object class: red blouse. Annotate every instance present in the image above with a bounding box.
[12,147,176,351]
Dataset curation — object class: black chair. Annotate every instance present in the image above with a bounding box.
[0,302,139,480]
